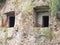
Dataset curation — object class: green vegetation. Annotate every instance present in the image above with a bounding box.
[15,0,19,8]
[40,28,53,40]
[3,28,8,45]
[21,0,34,14]
[34,28,54,40]
[14,0,34,14]
[47,0,60,13]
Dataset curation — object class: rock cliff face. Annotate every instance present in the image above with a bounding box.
[0,0,60,45]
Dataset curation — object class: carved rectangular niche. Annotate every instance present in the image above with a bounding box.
[33,6,49,27]
[4,11,15,27]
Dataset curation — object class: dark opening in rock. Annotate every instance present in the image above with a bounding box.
[42,16,49,27]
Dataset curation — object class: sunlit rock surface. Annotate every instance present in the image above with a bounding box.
[0,0,60,45]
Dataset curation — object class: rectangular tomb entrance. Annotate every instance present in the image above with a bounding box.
[4,11,15,27]
[34,6,50,27]
[9,16,15,27]
[43,16,49,27]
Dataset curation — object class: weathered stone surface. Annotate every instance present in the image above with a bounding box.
[0,0,60,45]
